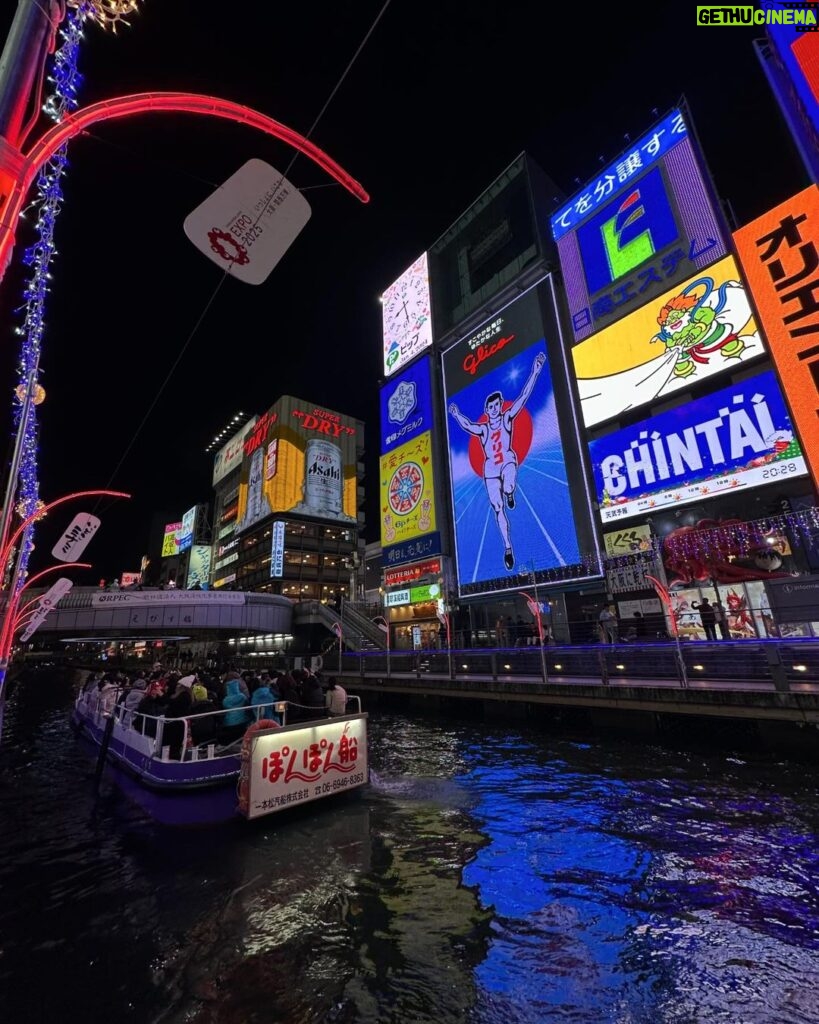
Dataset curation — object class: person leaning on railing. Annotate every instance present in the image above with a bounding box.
[325,677,347,716]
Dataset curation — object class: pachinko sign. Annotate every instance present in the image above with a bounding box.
[589,369,808,523]
[240,716,368,820]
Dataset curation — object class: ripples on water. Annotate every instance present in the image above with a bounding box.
[1,671,818,1023]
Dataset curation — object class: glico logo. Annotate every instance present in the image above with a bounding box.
[576,165,678,294]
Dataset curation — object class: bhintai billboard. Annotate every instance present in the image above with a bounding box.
[589,369,808,524]
[551,107,729,342]
[442,282,599,596]
[236,397,359,531]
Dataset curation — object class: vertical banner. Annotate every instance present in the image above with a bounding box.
[733,185,819,487]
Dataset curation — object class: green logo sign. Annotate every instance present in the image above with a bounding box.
[410,582,440,603]
[697,5,818,26]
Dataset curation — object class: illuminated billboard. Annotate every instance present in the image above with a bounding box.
[186,545,212,588]
[380,354,434,455]
[382,252,433,377]
[177,505,198,553]
[380,431,437,549]
[589,369,808,524]
[161,522,182,558]
[764,24,819,180]
[442,283,598,596]
[212,416,258,487]
[572,255,764,429]
[733,185,819,487]
[551,108,729,342]
[236,396,359,531]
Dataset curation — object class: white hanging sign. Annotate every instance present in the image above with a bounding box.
[51,513,101,562]
[183,159,311,285]
[20,577,73,641]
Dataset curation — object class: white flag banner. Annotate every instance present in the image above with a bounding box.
[183,159,311,285]
[20,577,73,641]
[51,513,101,562]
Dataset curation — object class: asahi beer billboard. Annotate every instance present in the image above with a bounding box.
[236,396,360,531]
[212,416,259,487]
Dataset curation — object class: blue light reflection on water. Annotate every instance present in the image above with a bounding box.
[3,675,819,1024]
[458,735,819,1024]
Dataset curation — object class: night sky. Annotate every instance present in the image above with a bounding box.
[0,1,809,581]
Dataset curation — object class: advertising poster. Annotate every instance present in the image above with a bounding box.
[379,431,436,548]
[186,545,212,589]
[589,369,808,524]
[380,354,434,454]
[766,24,819,181]
[382,252,433,377]
[236,397,359,531]
[552,108,729,342]
[212,416,258,487]
[443,287,590,594]
[177,505,198,553]
[572,255,764,429]
[161,522,182,558]
[733,185,819,487]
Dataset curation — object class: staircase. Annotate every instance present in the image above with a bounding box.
[293,599,388,651]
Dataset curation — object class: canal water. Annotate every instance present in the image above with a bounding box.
[1,670,819,1024]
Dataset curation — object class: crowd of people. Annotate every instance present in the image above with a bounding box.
[81,664,348,759]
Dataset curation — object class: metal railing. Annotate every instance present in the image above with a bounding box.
[337,637,819,692]
[75,689,363,761]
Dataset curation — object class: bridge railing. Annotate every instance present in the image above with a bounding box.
[338,637,819,691]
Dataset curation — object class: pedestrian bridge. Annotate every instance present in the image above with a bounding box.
[17,587,294,639]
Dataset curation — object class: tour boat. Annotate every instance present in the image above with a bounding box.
[71,686,369,821]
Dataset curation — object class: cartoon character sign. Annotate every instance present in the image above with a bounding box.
[573,255,764,429]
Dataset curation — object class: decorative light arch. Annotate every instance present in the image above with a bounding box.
[0,90,370,275]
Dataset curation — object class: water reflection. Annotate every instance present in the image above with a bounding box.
[1,674,819,1023]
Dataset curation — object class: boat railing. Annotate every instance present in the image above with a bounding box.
[75,689,362,762]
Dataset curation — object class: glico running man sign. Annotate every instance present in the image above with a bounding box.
[442,282,598,597]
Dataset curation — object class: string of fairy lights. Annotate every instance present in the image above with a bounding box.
[9,1,140,592]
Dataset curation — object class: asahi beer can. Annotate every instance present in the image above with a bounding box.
[303,439,343,515]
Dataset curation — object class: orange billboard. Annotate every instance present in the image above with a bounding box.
[733,185,819,485]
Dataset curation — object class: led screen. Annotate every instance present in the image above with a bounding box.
[177,505,197,553]
[766,23,819,180]
[186,545,212,588]
[212,416,258,487]
[572,255,765,429]
[380,354,434,454]
[552,108,729,342]
[588,369,808,524]
[442,285,595,596]
[382,252,433,377]
[236,396,359,532]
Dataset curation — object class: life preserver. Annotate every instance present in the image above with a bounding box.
[238,718,280,815]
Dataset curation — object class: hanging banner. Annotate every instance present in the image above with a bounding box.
[51,513,101,562]
[19,577,73,641]
[184,159,311,285]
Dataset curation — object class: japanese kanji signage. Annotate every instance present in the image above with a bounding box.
[552,107,729,342]
[379,430,437,549]
[379,355,434,454]
[52,513,101,562]
[241,716,368,820]
[733,185,819,487]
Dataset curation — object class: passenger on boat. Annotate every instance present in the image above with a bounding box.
[222,667,249,700]
[299,670,327,722]
[325,677,348,716]
[122,676,148,725]
[134,680,168,738]
[97,673,120,715]
[163,674,196,759]
[189,685,220,747]
[81,672,99,695]
[219,678,251,744]
[250,682,281,724]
